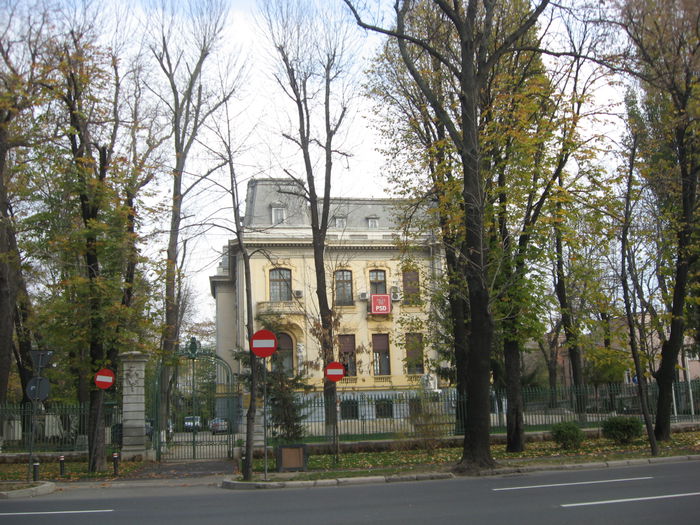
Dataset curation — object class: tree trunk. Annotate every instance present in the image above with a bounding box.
[241,249,257,481]
[553,199,585,417]
[503,323,524,452]
[0,136,19,404]
[460,285,495,470]
[654,177,692,440]
[457,83,496,469]
[87,388,106,472]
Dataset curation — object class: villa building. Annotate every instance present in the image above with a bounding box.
[209,178,441,395]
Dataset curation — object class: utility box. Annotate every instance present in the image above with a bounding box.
[276,444,308,472]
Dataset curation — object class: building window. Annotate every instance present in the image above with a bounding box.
[375,399,394,419]
[270,268,292,301]
[339,334,357,376]
[334,216,347,229]
[273,333,294,377]
[373,333,390,376]
[272,207,286,225]
[340,399,359,420]
[335,270,353,306]
[405,333,425,375]
[402,269,420,305]
[369,270,386,295]
[367,217,379,229]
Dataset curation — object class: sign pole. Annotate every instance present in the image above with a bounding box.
[263,358,268,482]
[324,362,346,467]
[250,329,278,481]
[26,351,53,482]
[335,398,340,466]
[27,377,38,482]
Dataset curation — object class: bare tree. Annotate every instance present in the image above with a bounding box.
[260,0,359,437]
[620,92,658,455]
[146,0,241,426]
[202,90,261,479]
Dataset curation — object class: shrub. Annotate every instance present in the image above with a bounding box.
[602,416,643,444]
[550,421,585,450]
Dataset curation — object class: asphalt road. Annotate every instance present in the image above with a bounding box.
[1,461,699,524]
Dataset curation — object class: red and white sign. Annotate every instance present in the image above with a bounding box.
[94,368,115,390]
[250,329,278,358]
[325,361,346,382]
[370,294,392,315]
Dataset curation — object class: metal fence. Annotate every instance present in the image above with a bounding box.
[271,380,700,442]
[3,381,699,453]
[0,402,121,454]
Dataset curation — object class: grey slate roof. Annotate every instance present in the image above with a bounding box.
[243,178,401,230]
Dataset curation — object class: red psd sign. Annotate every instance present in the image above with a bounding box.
[370,294,391,315]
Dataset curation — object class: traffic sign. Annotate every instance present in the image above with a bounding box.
[95,368,115,389]
[26,376,50,401]
[251,329,278,358]
[324,361,345,382]
[29,350,53,370]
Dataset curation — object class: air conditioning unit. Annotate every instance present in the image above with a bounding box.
[358,291,368,301]
[293,290,303,298]
[391,291,401,302]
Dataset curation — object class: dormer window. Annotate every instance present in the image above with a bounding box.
[334,216,347,229]
[367,216,379,229]
[272,207,286,225]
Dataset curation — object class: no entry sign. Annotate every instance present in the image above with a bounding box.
[325,361,346,382]
[251,329,278,358]
[94,368,115,389]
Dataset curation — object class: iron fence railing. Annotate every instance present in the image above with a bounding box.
[3,381,698,452]
[0,402,121,453]
[266,380,700,442]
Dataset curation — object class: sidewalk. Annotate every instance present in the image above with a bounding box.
[3,452,700,497]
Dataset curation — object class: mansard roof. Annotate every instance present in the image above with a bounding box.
[242,177,402,230]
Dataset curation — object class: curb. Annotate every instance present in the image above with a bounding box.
[3,455,699,495]
[0,481,56,499]
[221,472,455,490]
[220,454,700,490]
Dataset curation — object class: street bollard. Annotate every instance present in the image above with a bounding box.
[112,452,119,476]
[32,461,40,482]
[59,455,65,477]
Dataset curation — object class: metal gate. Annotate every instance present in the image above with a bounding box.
[150,341,241,461]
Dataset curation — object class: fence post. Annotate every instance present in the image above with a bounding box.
[120,352,149,461]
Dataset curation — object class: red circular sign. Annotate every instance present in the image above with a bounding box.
[325,361,346,382]
[250,329,278,358]
[95,368,115,389]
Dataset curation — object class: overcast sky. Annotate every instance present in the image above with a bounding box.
[185,0,388,324]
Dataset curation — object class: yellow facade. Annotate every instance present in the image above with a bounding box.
[210,178,439,394]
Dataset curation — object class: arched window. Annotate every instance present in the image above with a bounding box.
[270,268,292,301]
[273,333,294,377]
[335,270,353,306]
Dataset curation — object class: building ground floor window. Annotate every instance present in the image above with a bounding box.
[372,333,390,376]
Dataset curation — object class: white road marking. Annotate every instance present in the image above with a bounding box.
[0,510,114,516]
[562,491,700,507]
[493,476,653,491]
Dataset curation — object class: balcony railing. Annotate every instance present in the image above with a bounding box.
[256,301,305,316]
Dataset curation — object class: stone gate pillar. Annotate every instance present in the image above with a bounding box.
[120,351,150,461]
